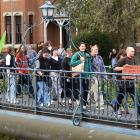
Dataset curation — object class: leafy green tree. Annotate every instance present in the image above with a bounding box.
[58,0,140,48]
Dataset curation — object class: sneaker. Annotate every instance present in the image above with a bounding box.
[83,106,86,110]
[7,98,10,102]
[47,103,51,107]
[40,103,43,107]
[62,99,65,103]
[51,100,55,104]
[76,100,80,106]
[59,102,65,106]
[68,99,72,104]
[113,111,122,116]
[10,99,17,104]
[96,106,104,110]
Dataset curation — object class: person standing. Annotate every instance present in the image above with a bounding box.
[71,42,91,110]
[35,48,50,107]
[61,48,73,106]
[90,45,105,110]
[5,47,16,103]
[49,47,63,104]
[111,47,140,115]
[16,45,34,97]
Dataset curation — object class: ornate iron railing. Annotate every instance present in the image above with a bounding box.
[0,67,140,128]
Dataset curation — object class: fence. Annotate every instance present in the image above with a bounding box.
[0,67,140,128]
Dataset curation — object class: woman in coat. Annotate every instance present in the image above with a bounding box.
[70,42,91,110]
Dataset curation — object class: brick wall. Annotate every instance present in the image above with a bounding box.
[0,0,65,49]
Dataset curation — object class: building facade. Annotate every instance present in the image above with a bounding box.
[0,0,68,48]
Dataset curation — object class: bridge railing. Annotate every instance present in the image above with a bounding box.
[0,67,140,128]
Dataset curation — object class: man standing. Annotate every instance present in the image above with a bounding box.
[111,47,140,115]
[61,48,73,106]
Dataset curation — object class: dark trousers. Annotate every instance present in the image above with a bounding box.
[73,77,89,106]
[17,75,34,96]
[115,81,140,115]
[61,77,72,99]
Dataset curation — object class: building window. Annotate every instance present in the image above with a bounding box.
[15,16,22,44]
[5,16,12,44]
[29,15,33,44]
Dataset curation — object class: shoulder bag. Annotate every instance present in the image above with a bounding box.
[71,52,84,77]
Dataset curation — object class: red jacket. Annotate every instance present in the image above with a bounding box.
[16,53,29,74]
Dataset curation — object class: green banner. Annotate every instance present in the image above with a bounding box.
[0,31,6,53]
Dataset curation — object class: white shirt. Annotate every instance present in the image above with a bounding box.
[6,54,11,74]
[6,54,11,66]
[52,56,58,61]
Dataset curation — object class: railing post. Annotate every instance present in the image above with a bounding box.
[2,69,6,103]
[134,76,138,128]
[33,70,37,114]
[72,73,83,126]
[79,73,83,116]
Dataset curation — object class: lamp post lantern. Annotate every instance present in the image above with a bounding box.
[40,1,56,19]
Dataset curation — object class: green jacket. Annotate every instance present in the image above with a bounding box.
[70,51,92,77]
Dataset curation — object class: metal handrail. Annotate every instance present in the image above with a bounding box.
[0,67,140,128]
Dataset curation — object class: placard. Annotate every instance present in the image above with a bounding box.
[122,65,140,79]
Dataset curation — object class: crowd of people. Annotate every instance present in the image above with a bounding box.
[0,41,140,115]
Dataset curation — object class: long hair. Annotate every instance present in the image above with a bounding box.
[16,45,27,56]
[116,49,126,61]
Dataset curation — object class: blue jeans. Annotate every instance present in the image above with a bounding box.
[7,74,16,102]
[37,81,50,105]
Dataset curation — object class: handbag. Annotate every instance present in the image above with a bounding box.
[71,52,85,77]
[72,62,84,77]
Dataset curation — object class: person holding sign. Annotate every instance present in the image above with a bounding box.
[111,47,140,115]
